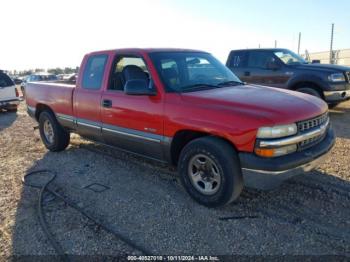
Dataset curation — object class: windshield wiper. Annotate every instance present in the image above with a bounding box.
[217,80,245,86]
[180,83,220,93]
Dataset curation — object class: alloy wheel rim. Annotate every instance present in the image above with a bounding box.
[188,154,221,195]
[43,120,54,144]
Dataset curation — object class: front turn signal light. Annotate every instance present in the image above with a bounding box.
[255,144,297,158]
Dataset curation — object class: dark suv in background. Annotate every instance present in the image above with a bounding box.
[226,48,350,106]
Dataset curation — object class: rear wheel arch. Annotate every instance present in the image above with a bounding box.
[35,104,55,121]
[38,110,70,151]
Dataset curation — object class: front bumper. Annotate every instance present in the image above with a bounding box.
[239,127,335,189]
[324,90,350,103]
[0,98,20,109]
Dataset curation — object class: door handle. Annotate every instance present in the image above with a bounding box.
[244,71,250,76]
[102,99,112,108]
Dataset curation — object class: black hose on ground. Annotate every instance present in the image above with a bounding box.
[22,169,152,261]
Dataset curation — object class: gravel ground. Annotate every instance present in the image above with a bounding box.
[0,98,350,259]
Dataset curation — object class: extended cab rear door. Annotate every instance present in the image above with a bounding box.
[73,53,109,141]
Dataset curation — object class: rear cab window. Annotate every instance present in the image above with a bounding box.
[0,73,15,87]
[228,51,248,68]
[82,54,108,89]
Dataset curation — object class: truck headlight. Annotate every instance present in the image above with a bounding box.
[256,124,297,139]
[328,73,346,82]
[255,144,297,157]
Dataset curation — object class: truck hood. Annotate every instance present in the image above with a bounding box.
[291,63,350,73]
[180,85,328,125]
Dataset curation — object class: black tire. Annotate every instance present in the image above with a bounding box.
[39,111,70,152]
[296,87,322,98]
[178,136,243,207]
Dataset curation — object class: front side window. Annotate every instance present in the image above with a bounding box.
[150,52,242,93]
[247,51,277,69]
[109,56,149,91]
[82,54,108,89]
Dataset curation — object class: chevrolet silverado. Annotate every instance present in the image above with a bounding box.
[25,48,335,207]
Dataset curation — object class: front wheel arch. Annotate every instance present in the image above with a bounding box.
[291,82,324,99]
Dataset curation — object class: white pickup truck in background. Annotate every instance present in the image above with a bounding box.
[0,71,20,112]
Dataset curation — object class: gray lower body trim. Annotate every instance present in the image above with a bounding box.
[242,148,332,190]
[56,113,76,129]
[56,113,172,162]
[102,123,166,160]
[102,123,162,143]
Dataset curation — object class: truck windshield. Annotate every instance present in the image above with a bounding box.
[149,52,243,93]
[274,50,308,65]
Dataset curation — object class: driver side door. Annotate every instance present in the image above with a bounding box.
[101,53,165,160]
[246,51,289,88]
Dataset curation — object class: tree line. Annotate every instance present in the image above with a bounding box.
[10,67,79,76]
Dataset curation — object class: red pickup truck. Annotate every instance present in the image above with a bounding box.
[26,48,335,207]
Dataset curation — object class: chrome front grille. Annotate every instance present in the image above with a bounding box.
[297,113,329,150]
[298,113,329,133]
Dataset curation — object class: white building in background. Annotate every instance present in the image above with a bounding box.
[303,49,350,66]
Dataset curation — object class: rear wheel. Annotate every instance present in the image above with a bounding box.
[296,87,322,98]
[39,111,70,152]
[178,136,243,207]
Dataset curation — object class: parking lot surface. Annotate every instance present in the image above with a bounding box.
[0,100,350,257]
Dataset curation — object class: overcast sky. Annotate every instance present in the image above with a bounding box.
[1,0,349,71]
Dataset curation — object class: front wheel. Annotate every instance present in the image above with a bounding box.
[178,137,243,207]
[39,111,70,152]
[296,87,322,98]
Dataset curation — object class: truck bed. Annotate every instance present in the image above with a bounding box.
[25,82,75,117]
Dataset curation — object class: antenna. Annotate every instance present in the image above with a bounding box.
[330,23,334,64]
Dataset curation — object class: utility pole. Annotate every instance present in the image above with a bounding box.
[330,23,334,64]
[274,40,277,48]
[297,32,301,55]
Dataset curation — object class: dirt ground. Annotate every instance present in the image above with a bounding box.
[0,97,350,259]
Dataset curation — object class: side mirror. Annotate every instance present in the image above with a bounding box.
[124,79,156,96]
[266,61,280,70]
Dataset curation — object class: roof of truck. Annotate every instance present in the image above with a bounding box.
[87,48,207,55]
[229,48,289,52]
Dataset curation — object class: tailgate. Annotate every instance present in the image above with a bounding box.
[0,85,17,101]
